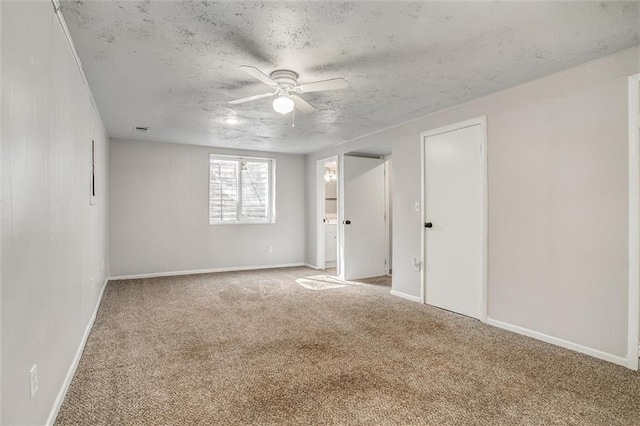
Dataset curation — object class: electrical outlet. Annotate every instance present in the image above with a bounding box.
[267,246,273,253]
[29,365,38,399]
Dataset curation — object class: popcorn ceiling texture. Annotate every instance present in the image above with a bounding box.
[54,267,640,425]
[60,1,640,154]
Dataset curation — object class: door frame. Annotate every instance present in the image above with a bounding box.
[628,73,640,370]
[384,156,392,276]
[338,154,346,279]
[316,155,339,272]
[420,116,488,322]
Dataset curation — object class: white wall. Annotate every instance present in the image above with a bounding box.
[305,47,640,361]
[109,139,306,277]
[1,1,110,424]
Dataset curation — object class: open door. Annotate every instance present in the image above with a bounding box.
[340,155,386,280]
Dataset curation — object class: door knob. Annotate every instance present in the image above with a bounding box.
[425,222,433,228]
[344,220,351,225]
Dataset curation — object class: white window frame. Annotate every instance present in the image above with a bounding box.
[208,154,276,225]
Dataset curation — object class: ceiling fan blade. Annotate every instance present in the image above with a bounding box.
[291,94,315,113]
[228,91,276,104]
[297,78,348,93]
[239,65,278,87]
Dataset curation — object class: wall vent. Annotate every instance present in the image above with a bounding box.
[134,126,150,133]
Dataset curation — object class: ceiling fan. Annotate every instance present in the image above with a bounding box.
[228,66,348,115]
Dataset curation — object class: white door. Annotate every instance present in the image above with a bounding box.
[423,123,485,319]
[341,156,386,280]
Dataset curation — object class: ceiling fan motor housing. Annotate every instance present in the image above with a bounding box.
[270,70,299,88]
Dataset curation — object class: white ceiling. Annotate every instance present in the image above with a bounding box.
[61,1,639,154]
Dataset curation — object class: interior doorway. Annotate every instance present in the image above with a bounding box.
[316,156,340,273]
[317,152,392,282]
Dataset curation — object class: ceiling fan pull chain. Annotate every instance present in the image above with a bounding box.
[292,108,295,128]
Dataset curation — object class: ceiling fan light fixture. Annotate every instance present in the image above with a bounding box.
[272,95,294,115]
[324,169,337,182]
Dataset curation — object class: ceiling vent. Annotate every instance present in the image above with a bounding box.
[134,126,150,133]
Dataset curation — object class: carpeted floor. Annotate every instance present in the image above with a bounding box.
[55,267,639,425]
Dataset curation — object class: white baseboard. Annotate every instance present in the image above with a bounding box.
[46,276,109,426]
[110,262,306,280]
[390,290,422,303]
[487,318,628,367]
[303,263,336,270]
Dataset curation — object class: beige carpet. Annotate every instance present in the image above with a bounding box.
[55,267,639,425]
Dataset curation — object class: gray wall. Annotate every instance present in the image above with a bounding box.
[305,47,639,359]
[109,139,306,277]
[1,2,110,424]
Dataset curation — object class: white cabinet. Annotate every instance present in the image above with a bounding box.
[325,225,337,262]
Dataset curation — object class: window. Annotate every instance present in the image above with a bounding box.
[209,155,275,224]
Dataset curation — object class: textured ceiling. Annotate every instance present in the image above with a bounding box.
[61,1,639,154]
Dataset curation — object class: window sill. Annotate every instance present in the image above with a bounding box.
[209,221,275,226]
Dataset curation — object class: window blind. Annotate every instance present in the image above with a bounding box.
[209,155,274,224]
